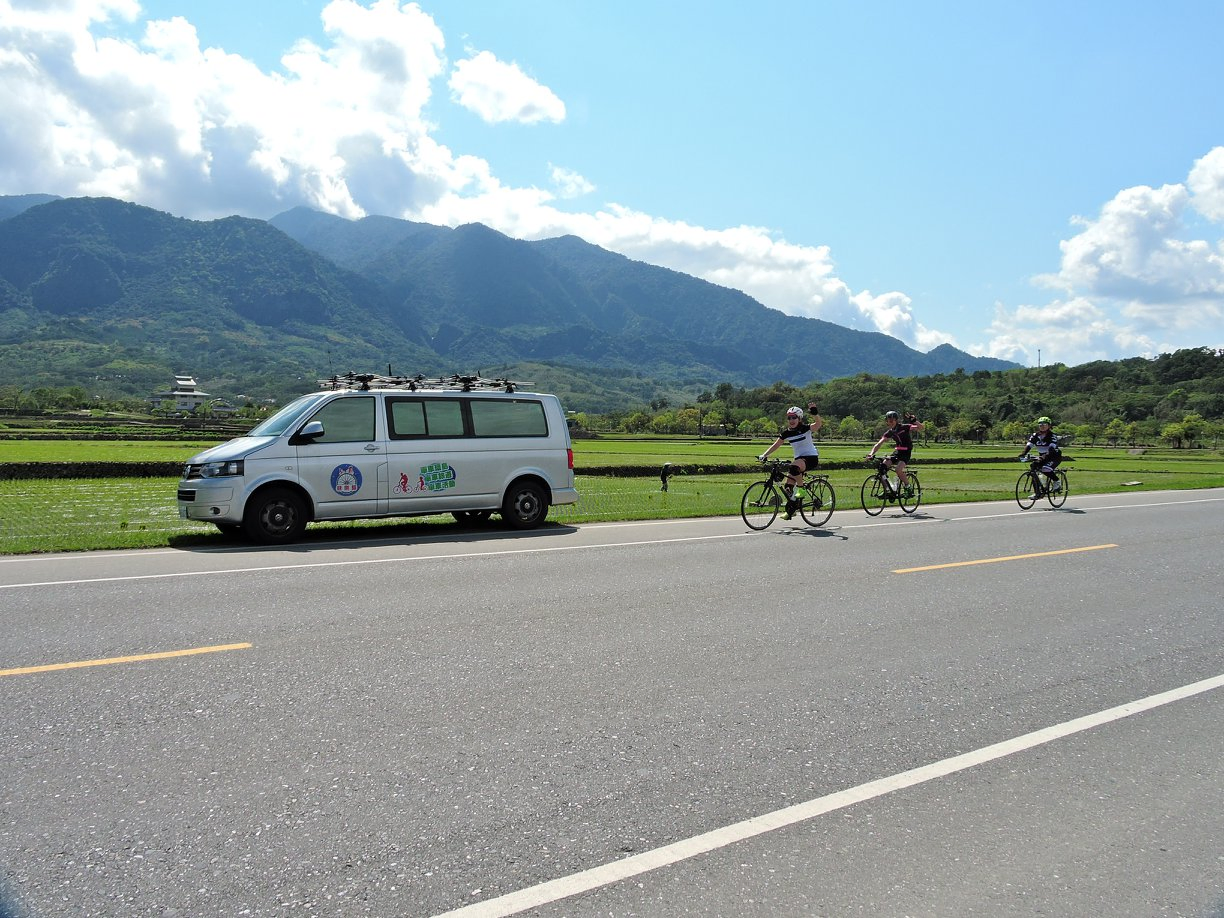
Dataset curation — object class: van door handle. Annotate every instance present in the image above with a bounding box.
[364,444,382,452]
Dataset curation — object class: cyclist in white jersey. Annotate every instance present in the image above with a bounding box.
[758,403,822,519]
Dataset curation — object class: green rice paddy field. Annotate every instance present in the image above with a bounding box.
[1,435,1220,553]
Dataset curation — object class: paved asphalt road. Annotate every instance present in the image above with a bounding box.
[2,489,1222,918]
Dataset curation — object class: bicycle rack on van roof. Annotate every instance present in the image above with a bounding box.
[319,371,529,393]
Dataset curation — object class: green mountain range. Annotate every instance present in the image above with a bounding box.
[0,195,1017,411]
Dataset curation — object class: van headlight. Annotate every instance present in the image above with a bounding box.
[200,460,244,478]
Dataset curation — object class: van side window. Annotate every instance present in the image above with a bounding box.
[309,396,375,442]
[388,398,466,438]
[470,399,548,437]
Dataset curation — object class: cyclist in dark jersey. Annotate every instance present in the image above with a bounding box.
[758,403,822,519]
[1018,416,1063,496]
[867,410,923,495]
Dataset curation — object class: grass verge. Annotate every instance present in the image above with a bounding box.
[2,455,1221,554]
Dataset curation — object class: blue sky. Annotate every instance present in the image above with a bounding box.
[3,0,1223,368]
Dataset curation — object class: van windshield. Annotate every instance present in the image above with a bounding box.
[248,393,333,437]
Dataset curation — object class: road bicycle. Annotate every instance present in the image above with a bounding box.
[1015,457,1069,510]
[860,456,922,516]
[740,458,836,530]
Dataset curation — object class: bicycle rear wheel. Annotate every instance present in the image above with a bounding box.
[800,478,835,527]
[861,474,889,516]
[1015,471,1038,510]
[1047,470,1069,508]
[741,481,780,530]
[899,473,922,514]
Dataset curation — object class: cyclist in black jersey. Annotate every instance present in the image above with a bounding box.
[758,403,822,519]
[1018,416,1063,496]
[867,410,923,495]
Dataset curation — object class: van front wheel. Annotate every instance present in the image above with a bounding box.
[243,488,308,544]
[501,481,548,529]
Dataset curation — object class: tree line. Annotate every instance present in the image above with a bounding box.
[575,347,1224,447]
[3,347,1222,448]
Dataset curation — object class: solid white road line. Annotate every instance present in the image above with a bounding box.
[0,532,751,590]
[432,671,1224,918]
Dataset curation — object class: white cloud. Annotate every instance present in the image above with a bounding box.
[0,0,451,218]
[1188,146,1224,222]
[448,50,564,124]
[981,148,1224,366]
[549,164,593,199]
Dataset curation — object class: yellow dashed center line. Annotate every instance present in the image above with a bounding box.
[0,642,252,677]
[893,544,1118,574]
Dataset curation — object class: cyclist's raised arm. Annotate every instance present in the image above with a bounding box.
[807,403,823,433]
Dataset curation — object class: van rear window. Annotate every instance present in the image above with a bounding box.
[387,396,549,438]
[470,399,548,437]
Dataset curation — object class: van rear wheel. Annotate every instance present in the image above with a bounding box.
[243,487,308,544]
[501,481,548,529]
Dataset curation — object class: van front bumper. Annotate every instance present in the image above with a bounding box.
[177,484,237,522]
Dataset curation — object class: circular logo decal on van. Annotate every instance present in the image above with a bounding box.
[331,464,362,495]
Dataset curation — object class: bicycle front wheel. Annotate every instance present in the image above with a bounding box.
[861,474,888,516]
[899,473,922,514]
[741,481,780,530]
[1047,470,1069,508]
[1015,471,1038,510]
[800,478,836,527]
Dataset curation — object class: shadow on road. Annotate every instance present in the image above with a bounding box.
[167,520,580,554]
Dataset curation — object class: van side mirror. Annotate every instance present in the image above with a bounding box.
[289,420,325,445]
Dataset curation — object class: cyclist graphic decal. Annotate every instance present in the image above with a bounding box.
[394,463,457,495]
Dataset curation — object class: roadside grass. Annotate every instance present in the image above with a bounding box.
[0,435,1024,465]
[0,440,217,462]
[6,432,1217,471]
[2,432,1221,553]
[2,447,1220,554]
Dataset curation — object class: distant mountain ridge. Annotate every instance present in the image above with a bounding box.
[265,206,1019,383]
[0,194,1018,411]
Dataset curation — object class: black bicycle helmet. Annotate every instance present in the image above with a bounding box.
[884,410,899,420]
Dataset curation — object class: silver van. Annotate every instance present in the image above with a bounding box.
[177,374,578,543]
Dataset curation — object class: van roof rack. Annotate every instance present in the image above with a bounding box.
[318,371,529,394]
